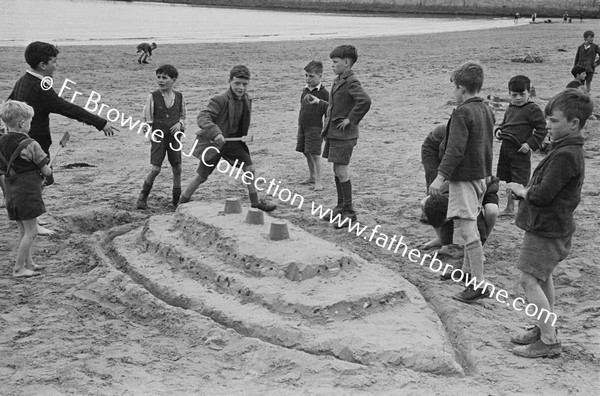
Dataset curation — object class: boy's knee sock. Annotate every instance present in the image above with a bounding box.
[249,191,259,206]
[334,176,343,209]
[139,181,152,199]
[465,240,484,281]
[340,179,354,212]
[172,187,182,206]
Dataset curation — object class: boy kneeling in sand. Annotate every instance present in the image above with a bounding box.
[0,100,52,277]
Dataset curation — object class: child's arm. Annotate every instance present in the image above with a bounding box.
[21,140,51,176]
[509,152,579,206]
[346,79,371,127]
[523,106,548,152]
[436,113,469,182]
[169,93,186,134]
[197,95,227,143]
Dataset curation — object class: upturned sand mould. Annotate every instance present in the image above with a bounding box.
[109,202,463,374]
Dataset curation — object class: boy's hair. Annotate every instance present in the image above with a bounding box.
[24,41,59,69]
[330,45,358,64]
[151,42,157,49]
[304,60,323,75]
[0,100,34,128]
[571,65,586,77]
[450,61,484,93]
[545,89,594,129]
[230,65,251,80]
[508,75,531,93]
[423,194,449,228]
[156,64,178,79]
[583,30,595,38]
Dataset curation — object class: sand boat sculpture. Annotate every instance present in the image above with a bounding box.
[108,200,464,375]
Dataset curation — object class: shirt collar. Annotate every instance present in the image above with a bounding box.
[305,82,323,91]
[26,70,44,80]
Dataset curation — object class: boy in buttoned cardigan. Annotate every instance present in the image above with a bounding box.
[306,45,371,228]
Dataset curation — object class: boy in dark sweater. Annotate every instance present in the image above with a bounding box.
[496,75,547,216]
[305,45,371,228]
[136,42,157,64]
[136,64,186,209]
[508,89,593,358]
[574,30,600,93]
[297,61,329,191]
[7,41,117,234]
[429,61,495,303]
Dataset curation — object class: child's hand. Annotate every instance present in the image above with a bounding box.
[506,182,528,199]
[429,175,446,197]
[336,118,350,130]
[304,94,318,104]
[102,123,118,136]
[213,134,226,144]
[518,142,531,153]
[170,121,183,134]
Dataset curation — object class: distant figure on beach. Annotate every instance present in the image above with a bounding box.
[136,42,157,64]
[566,65,587,92]
[563,11,568,23]
[297,60,328,191]
[574,30,600,93]
[531,13,536,23]
[305,45,371,229]
[514,12,520,24]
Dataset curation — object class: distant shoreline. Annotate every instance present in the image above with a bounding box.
[119,0,599,18]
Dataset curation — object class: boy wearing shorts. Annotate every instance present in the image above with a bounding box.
[0,100,52,277]
[574,30,600,93]
[496,75,547,216]
[297,60,329,191]
[179,65,276,212]
[429,61,495,303]
[305,45,371,227]
[136,64,186,209]
[508,89,593,358]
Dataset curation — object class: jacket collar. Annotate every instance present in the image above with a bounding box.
[549,132,585,151]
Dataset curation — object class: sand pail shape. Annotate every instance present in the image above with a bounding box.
[224,198,242,214]
[245,208,265,225]
[269,220,290,241]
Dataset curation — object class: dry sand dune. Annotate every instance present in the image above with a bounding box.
[1,21,599,395]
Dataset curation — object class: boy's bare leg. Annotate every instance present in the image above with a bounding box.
[36,218,55,236]
[500,188,515,216]
[301,153,315,184]
[180,173,208,204]
[0,175,5,208]
[14,219,40,277]
[540,273,555,311]
[483,203,499,236]
[311,154,323,191]
[422,226,443,249]
[518,273,558,344]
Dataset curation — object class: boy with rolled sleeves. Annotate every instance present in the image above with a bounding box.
[495,75,547,216]
[508,89,593,358]
[136,64,186,209]
[0,100,52,277]
[297,60,329,191]
[429,61,495,303]
[179,65,276,212]
[574,30,600,93]
[305,45,371,227]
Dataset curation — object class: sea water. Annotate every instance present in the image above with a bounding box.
[0,0,515,47]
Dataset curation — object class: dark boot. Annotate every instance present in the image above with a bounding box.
[322,176,344,222]
[172,187,181,207]
[178,195,191,205]
[136,182,152,209]
[333,180,357,229]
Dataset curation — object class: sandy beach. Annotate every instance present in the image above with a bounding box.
[1,21,599,394]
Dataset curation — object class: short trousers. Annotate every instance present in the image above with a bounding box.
[497,143,531,185]
[517,232,572,281]
[5,170,45,221]
[447,179,486,221]
[196,141,252,179]
[151,132,182,167]
[296,125,323,155]
[322,138,357,165]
